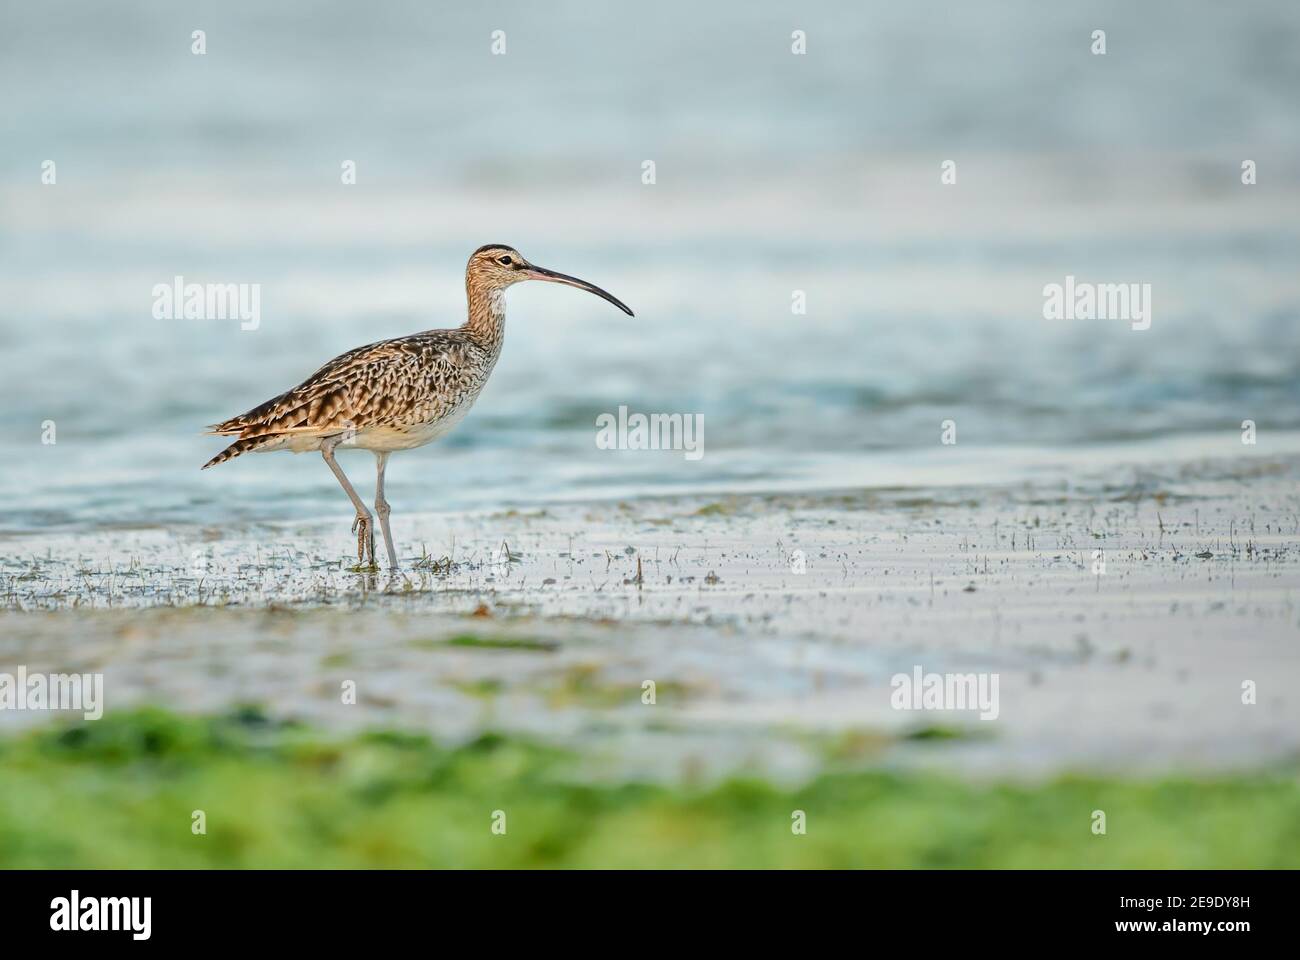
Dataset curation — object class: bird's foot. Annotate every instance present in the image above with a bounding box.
[351,513,377,570]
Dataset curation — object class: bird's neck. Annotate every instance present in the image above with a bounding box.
[463,280,506,351]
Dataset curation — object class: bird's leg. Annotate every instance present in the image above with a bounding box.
[374,451,399,570]
[321,436,375,568]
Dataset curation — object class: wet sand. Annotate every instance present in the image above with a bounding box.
[3,452,1297,783]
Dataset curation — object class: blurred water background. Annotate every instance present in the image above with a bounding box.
[2,0,1298,532]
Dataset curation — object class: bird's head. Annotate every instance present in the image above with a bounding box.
[466,244,634,316]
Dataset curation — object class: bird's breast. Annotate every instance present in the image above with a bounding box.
[349,339,499,452]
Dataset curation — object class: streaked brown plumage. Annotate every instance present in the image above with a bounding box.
[202,329,498,465]
[203,244,633,570]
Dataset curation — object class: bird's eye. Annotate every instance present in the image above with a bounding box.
[497,256,513,266]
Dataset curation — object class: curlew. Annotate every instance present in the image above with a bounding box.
[202,244,633,570]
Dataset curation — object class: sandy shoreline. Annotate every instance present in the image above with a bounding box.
[3,453,1297,782]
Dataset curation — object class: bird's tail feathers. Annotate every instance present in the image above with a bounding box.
[201,435,280,469]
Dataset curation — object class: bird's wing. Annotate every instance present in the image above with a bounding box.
[206,334,474,440]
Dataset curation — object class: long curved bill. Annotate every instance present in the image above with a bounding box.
[523,264,634,316]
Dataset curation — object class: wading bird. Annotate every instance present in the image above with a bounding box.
[202,244,633,570]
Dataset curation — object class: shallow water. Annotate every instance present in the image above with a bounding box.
[2,1,1299,532]
[3,460,1298,779]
